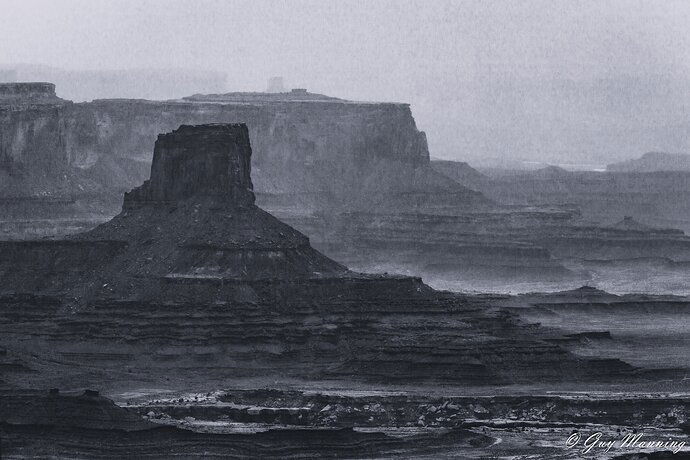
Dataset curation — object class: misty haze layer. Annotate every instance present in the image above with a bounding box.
[1,0,689,166]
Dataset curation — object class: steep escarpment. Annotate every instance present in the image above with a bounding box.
[122,123,256,206]
[5,84,690,295]
[0,123,646,389]
[0,124,349,298]
[3,122,689,458]
[0,82,65,104]
[1,87,469,212]
[0,83,73,200]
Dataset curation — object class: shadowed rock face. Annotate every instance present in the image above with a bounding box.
[0,83,71,199]
[0,88,454,211]
[0,82,64,103]
[125,124,255,207]
[5,84,690,296]
[74,123,348,288]
[0,123,649,389]
[0,123,349,298]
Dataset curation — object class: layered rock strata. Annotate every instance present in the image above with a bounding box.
[0,124,641,387]
[5,84,687,295]
[0,86,468,212]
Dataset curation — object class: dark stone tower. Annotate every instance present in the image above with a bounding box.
[71,123,348,288]
[124,124,255,207]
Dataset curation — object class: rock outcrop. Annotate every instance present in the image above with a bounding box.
[0,83,77,235]
[0,85,461,212]
[124,124,256,206]
[0,82,66,105]
[0,124,349,298]
[0,124,646,389]
[4,84,690,295]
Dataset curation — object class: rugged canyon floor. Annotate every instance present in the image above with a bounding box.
[0,123,689,458]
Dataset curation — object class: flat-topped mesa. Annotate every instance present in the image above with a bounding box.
[0,82,55,98]
[0,82,65,105]
[67,122,351,286]
[182,88,343,103]
[124,124,255,207]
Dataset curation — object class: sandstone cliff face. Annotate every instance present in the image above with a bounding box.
[0,82,64,103]
[72,99,438,209]
[5,85,690,296]
[0,83,72,198]
[125,124,255,206]
[0,123,642,389]
[1,90,443,210]
[0,124,349,297]
[69,123,348,290]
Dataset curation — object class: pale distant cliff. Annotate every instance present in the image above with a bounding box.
[607,151,690,172]
[0,83,72,199]
[0,65,228,101]
[0,84,469,212]
[0,82,65,103]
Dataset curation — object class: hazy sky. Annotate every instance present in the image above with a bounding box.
[2,0,690,165]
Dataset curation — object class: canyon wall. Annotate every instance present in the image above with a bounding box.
[6,83,688,294]
[0,122,636,390]
[0,85,460,213]
[0,83,72,199]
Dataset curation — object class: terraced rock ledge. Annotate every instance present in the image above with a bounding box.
[1,124,688,458]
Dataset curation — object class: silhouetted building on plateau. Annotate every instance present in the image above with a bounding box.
[267,76,285,93]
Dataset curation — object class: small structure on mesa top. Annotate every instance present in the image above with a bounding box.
[266,76,285,93]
